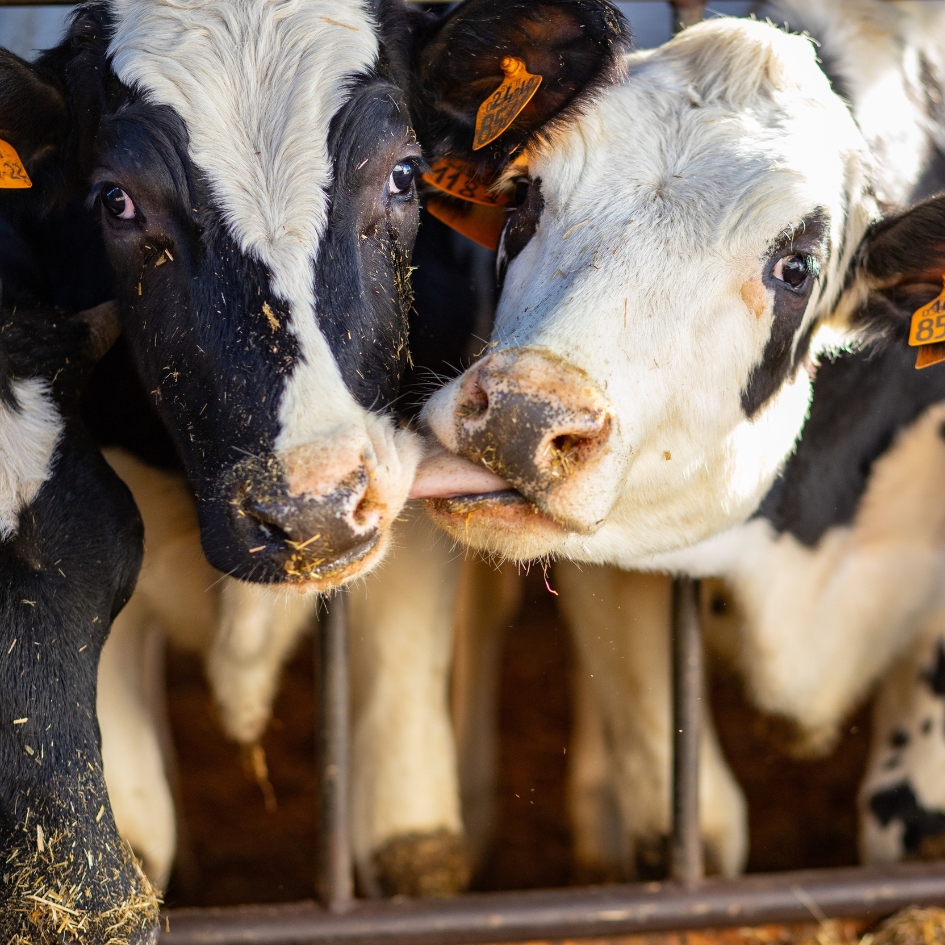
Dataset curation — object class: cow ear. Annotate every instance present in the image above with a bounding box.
[413,0,631,171]
[838,195,945,353]
[0,49,69,179]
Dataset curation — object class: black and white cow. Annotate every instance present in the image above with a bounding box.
[0,300,156,943]
[0,0,426,591]
[0,0,631,896]
[415,11,945,868]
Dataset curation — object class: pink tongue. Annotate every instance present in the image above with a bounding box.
[410,446,509,500]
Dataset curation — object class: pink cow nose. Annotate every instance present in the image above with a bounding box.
[450,349,615,514]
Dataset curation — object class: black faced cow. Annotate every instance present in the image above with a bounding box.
[0,0,426,591]
[0,299,155,943]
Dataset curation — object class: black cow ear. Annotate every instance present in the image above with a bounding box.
[0,48,69,176]
[839,195,945,347]
[413,0,631,171]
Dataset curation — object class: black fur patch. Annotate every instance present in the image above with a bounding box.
[498,177,544,293]
[740,210,829,418]
[853,195,945,308]
[0,292,149,939]
[922,640,945,697]
[412,0,632,173]
[315,79,421,413]
[870,782,945,855]
[758,339,945,547]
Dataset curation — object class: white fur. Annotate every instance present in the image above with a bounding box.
[555,563,748,878]
[209,581,316,744]
[98,450,316,883]
[108,0,386,452]
[450,557,522,868]
[0,378,62,540]
[703,403,945,752]
[347,507,465,895]
[99,605,177,889]
[758,0,945,205]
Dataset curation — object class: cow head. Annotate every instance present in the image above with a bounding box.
[0,0,427,590]
[418,18,945,566]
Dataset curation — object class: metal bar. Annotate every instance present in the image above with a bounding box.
[315,595,353,913]
[159,863,945,945]
[671,576,703,887]
[670,0,706,33]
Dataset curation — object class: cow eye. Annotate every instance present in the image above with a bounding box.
[512,178,530,207]
[773,253,818,289]
[387,162,415,196]
[102,185,136,221]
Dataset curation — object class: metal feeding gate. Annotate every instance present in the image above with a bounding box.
[158,580,945,945]
[4,0,945,941]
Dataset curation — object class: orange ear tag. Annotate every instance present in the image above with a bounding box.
[421,156,511,250]
[909,276,945,369]
[0,139,31,188]
[473,56,542,151]
[422,156,511,208]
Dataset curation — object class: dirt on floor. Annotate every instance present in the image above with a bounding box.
[161,569,872,909]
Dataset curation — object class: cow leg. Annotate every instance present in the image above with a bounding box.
[98,598,176,890]
[451,557,522,870]
[859,608,945,863]
[348,505,466,897]
[568,654,624,881]
[555,563,747,879]
[207,579,316,745]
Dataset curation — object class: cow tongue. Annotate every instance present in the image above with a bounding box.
[409,445,509,499]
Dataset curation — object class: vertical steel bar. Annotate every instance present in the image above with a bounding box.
[317,594,353,912]
[671,576,703,887]
[670,1,705,33]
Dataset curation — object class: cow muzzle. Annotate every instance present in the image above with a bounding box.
[223,424,417,590]
[419,348,620,545]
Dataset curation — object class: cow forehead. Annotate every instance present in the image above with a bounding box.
[108,0,379,305]
[527,52,857,269]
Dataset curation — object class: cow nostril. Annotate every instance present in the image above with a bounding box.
[243,501,294,549]
[546,416,612,475]
[549,433,589,474]
[352,493,377,529]
[457,382,489,421]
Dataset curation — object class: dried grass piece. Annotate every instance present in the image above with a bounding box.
[870,908,945,945]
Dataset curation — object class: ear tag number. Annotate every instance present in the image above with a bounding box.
[422,157,511,208]
[473,57,542,151]
[910,277,945,368]
[0,139,31,189]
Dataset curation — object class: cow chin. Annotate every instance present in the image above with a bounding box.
[423,490,572,561]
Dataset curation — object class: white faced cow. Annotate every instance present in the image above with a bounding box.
[418,14,945,869]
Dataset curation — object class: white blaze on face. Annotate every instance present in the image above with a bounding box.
[485,18,873,562]
[108,0,380,451]
[0,379,63,540]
